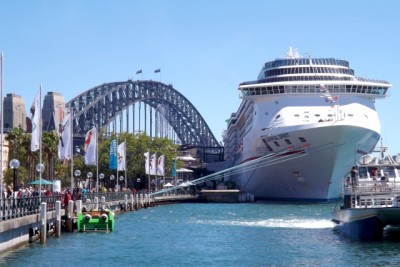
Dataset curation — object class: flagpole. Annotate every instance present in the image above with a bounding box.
[147,151,150,193]
[124,138,127,189]
[155,153,158,191]
[39,85,42,200]
[116,134,118,191]
[70,111,74,191]
[96,127,99,192]
[0,52,3,198]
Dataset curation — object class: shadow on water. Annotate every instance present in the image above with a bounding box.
[332,224,400,243]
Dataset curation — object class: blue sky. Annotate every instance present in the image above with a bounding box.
[1,1,400,153]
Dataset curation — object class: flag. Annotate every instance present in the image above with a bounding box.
[157,155,165,176]
[84,128,97,165]
[172,158,176,177]
[58,113,72,160]
[144,151,150,174]
[109,139,117,170]
[154,69,160,73]
[150,153,157,175]
[117,141,126,171]
[136,69,142,74]
[30,89,41,152]
[319,84,337,107]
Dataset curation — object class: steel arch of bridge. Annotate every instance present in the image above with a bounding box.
[66,80,220,147]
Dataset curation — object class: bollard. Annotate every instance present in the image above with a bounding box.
[40,202,47,244]
[124,195,128,212]
[101,196,106,210]
[135,194,139,210]
[86,199,92,211]
[130,194,134,211]
[76,200,82,213]
[55,201,61,237]
[66,200,74,232]
[140,193,144,208]
[94,197,99,211]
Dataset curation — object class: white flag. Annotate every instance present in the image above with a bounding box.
[157,155,165,176]
[150,153,157,175]
[117,141,126,171]
[58,113,72,160]
[144,151,150,175]
[30,89,41,152]
[84,128,97,165]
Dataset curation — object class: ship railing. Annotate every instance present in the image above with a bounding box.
[352,194,399,208]
[343,180,400,195]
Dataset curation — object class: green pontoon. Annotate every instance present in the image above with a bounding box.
[77,206,115,232]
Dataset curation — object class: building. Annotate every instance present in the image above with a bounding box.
[42,92,67,132]
[3,93,26,132]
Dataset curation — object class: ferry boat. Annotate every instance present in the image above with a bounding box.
[222,48,391,201]
[331,147,400,240]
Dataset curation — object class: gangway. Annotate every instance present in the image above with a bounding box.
[150,148,308,197]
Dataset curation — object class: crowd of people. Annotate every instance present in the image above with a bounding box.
[1,183,54,199]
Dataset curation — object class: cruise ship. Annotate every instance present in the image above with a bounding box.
[222,48,391,201]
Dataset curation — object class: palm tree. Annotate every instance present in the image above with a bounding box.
[42,131,59,182]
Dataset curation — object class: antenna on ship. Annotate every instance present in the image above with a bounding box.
[286,47,299,59]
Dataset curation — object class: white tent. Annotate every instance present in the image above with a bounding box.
[176,168,193,173]
[163,182,174,188]
[177,155,196,161]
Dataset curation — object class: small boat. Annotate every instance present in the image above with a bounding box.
[331,147,400,240]
[77,205,115,232]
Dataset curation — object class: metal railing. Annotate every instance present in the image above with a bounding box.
[0,192,131,222]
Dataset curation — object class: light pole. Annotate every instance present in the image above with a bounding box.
[110,175,115,190]
[119,175,124,190]
[136,177,141,191]
[99,173,104,189]
[9,159,20,194]
[36,163,45,190]
[74,170,81,189]
[87,172,93,191]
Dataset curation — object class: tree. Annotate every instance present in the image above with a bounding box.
[42,131,59,181]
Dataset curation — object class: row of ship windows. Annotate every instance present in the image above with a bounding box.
[265,66,354,76]
[243,76,389,85]
[263,137,307,152]
[241,84,388,96]
[265,58,349,69]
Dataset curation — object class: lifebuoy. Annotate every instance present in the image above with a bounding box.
[100,214,108,221]
[84,214,91,221]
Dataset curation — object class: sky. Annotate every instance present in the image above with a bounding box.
[1,0,400,153]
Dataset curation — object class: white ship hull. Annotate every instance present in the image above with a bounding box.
[229,123,379,201]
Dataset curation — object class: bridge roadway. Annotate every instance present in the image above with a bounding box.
[0,191,199,254]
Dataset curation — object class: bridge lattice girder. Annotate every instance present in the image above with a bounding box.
[66,80,220,147]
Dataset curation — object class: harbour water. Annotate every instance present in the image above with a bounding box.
[1,202,400,266]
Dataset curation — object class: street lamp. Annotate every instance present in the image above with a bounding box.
[9,159,20,193]
[74,170,81,189]
[87,172,93,191]
[110,175,115,190]
[99,173,104,188]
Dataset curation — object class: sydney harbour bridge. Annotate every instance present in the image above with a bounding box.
[66,80,224,162]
